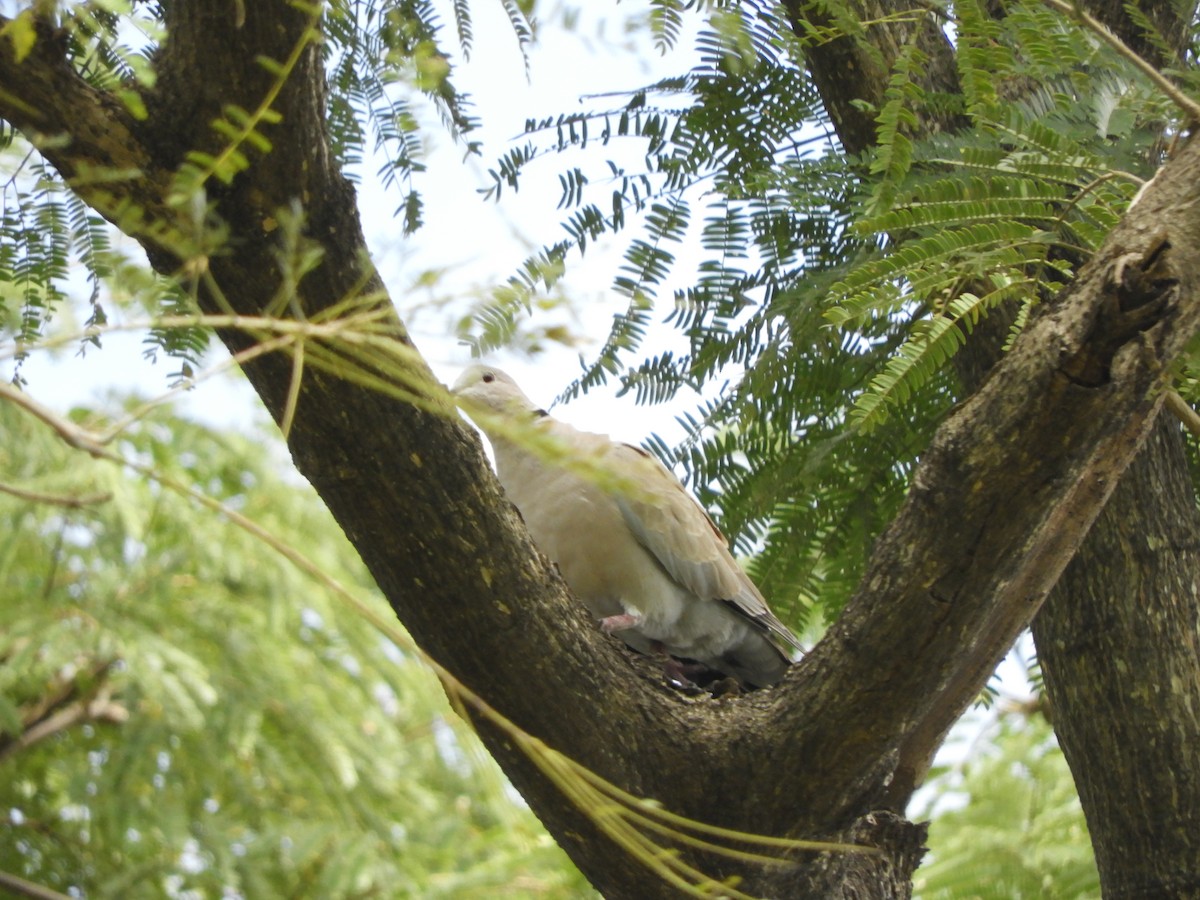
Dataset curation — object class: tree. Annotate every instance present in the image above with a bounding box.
[0,397,587,897]
[2,1,1199,897]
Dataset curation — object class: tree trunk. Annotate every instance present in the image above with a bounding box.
[791,0,1200,892]
[4,2,1200,896]
[1034,418,1200,897]
[1024,7,1200,895]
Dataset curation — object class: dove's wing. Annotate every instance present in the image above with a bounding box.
[608,442,804,656]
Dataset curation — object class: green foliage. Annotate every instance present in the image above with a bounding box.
[0,3,168,373]
[0,398,587,898]
[467,0,1194,632]
[1,158,104,380]
[0,0,535,374]
[914,715,1100,898]
[324,0,501,230]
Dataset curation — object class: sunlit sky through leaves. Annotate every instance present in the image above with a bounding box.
[9,1,706,446]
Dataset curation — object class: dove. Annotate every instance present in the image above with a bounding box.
[453,364,803,688]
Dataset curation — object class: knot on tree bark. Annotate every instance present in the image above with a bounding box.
[765,811,929,899]
[1062,230,1180,387]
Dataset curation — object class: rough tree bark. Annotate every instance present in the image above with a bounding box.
[789,1,1200,894]
[1021,7,1200,897]
[2,2,1199,896]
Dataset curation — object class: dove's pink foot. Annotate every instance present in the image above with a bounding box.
[599,612,642,634]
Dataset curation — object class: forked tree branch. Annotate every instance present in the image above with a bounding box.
[4,3,1200,896]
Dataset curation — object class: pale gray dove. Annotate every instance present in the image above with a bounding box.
[453,364,803,688]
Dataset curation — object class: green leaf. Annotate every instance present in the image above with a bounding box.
[2,11,37,63]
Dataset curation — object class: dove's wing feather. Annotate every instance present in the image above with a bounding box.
[609,443,805,656]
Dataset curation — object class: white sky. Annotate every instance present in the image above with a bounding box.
[393,0,707,434]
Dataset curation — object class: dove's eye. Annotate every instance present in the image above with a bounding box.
[482,372,495,383]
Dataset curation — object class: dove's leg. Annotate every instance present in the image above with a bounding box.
[599,614,737,691]
[599,612,641,633]
[659,655,739,693]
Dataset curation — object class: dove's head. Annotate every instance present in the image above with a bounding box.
[452,365,542,421]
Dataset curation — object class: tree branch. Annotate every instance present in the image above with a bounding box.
[787,7,1200,896]
[781,0,965,156]
[0,869,72,900]
[0,660,127,765]
[0,691,129,765]
[0,13,175,250]
[0,481,111,507]
[1164,389,1200,439]
[767,142,1200,820]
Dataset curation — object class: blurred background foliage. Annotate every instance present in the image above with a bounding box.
[915,714,1099,899]
[0,397,589,897]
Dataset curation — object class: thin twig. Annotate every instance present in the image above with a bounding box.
[1041,0,1200,123]
[0,692,128,765]
[1165,390,1200,440]
[0,384,108,455]
[0,481,111,508]
[280,333,305,440]
[0,870,73,900]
